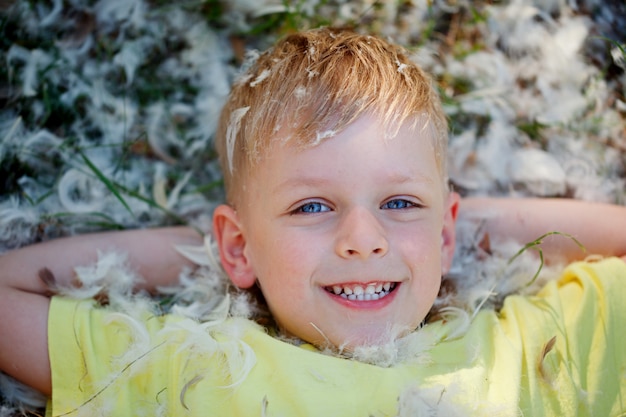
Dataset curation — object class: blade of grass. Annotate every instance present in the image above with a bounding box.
[190,178,223,194]
[22,189,56,206]
[74,152,195,228]
[594,36,625,56]
[112,182,192,227]
[73,147,197,230]
[508,231,586,288]
[48,211,126,230]
[78,150,135,217]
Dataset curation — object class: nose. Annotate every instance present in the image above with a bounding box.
[335,207,389,259]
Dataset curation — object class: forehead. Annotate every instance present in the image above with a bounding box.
[247,114,441,191]
[260,110,433,155]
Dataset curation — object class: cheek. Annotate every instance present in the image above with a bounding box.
[395,224,443,264]
[251,231,320,292]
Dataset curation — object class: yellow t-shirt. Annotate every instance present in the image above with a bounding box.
[46,258,626,417]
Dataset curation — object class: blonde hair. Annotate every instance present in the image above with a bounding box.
[215,27,448,206]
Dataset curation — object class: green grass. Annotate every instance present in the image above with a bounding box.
[508,232,586,288]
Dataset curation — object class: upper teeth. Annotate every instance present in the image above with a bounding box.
[328,282,395,301]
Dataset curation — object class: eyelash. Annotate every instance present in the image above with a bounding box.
[291,198,418,214]
[381,198,418,210]
[292,201,331,214]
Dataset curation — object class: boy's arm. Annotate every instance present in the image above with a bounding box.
[459,197,626,263]
[0,226,203,396]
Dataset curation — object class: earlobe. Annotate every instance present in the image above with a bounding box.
[212,204,257,288]
[441,191,460,274]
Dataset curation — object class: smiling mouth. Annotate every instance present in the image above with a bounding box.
[324,282,398,301]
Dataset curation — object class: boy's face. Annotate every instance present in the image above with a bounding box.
[215,114,458,349]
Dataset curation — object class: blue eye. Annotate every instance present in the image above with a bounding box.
[382,199,415,210]
[296,202,331,213]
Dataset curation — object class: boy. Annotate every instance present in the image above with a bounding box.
[1,28,625,416]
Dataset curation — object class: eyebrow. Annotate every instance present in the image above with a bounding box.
[273,176,331,193]
[274,171,436,193]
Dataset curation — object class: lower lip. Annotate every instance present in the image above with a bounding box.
[325,284,400,309]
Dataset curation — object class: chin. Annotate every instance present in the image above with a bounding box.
[318,322,417,352]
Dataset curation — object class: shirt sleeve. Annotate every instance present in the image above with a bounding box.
[555,257,626,416]
[47,297,171,416]
[509,257,626,416]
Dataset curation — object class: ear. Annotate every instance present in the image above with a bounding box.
[212,204,256,288]
[441,191,460,274]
